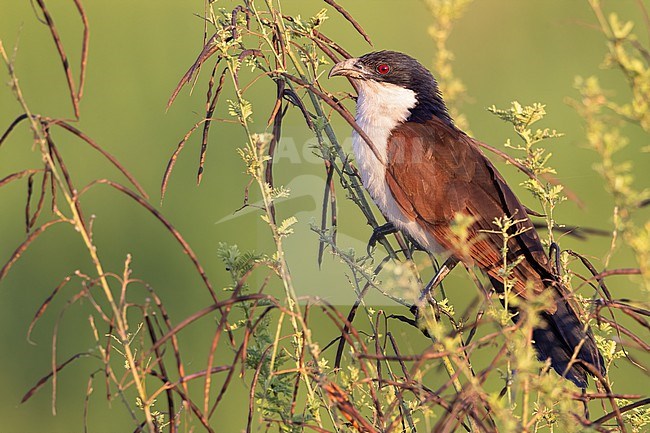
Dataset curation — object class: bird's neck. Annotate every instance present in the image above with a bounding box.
[354,79,454,132]
[355,80,417,141]
[406,86,454,126]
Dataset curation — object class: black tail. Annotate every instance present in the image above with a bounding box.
[490,277,606,388]
[534,299,605,388]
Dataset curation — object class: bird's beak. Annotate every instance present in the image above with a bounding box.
[329,58,365,79]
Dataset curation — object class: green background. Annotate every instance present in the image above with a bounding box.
[1,1,648,432]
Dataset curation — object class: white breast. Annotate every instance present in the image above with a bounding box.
[352,80,443,253]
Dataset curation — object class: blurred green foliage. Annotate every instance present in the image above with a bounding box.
[1,1,649,432]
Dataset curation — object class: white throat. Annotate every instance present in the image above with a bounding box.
[352,80,442,253]
[354,80,417,159]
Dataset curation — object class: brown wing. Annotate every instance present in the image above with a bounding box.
[386,117,553,305]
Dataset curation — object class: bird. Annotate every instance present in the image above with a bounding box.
[329,50,605,388]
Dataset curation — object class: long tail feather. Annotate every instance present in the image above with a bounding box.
[489,276,605,388]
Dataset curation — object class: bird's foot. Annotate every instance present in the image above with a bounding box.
[409,301,431,338]
[367,222,397,255]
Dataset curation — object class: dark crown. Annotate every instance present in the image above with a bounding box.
[357,51,453,126]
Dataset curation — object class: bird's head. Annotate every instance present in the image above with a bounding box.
[329,50,452,125]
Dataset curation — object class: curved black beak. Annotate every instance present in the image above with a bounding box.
[328,58,366,79]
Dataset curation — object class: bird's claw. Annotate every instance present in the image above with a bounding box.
[409,303,419,318]
[367,222,397,255]
[409,302,430,338]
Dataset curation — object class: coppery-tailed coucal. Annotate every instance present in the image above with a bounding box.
[330,51,605,388]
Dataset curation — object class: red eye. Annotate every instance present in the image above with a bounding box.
[377,64,390,75]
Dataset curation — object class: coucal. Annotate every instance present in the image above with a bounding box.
[329,50,605,388]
